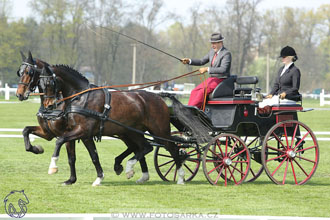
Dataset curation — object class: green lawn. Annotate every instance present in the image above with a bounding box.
[0,98,330,216]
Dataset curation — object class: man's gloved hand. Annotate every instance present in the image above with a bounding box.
[199,67,208,74]
[181,58,190,64]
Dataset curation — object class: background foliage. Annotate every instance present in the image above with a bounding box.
[0,0,329,93]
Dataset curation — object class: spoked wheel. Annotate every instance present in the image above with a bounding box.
[202,133,251,186]
[262,120,319,185]
[154,132,201,182]
[241,136,264,182]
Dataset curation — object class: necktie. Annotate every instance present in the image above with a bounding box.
[211,52,218,66]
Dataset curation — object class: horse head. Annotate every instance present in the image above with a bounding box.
[39,65,61,109]
[16,51,45,101]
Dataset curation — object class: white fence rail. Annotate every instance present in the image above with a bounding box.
[320,89,330,106]
[2,84,330,107]
[0,83,17,100]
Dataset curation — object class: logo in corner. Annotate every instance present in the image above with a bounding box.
[4,190,29,218]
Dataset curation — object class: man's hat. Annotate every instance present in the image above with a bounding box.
[279,46,297,58]
[210,32,224,42]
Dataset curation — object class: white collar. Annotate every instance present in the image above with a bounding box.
[215,47,223,54]
[284,62,293,69]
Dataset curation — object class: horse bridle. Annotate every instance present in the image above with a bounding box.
[39,67,61,108]
[17,61,42,93]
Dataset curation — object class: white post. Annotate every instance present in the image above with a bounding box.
[266,52,269,94]
[320,89,325,107]
[132,43,136,84]
[5,83,10,100]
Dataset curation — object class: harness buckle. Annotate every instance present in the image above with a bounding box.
[104,104,111,110]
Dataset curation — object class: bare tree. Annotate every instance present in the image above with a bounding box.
[84,0,127,85]
[223,0,262,75]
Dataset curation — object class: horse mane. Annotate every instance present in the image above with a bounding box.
[54,64,90,84]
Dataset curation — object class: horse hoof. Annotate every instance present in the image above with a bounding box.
[177,180,185,185]
[35,145,44,154]
[62,180,75,185]
[114,164,123,175]
[126,170,135,179]
[92,182,102,187]
[92,175,104,186]
[62,179,76,186]
[48,167,58,175]
[136,173,149,184]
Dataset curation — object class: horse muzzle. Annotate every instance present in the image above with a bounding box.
[16,91,30,101]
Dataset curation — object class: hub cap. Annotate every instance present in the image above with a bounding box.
[287,150,296,158]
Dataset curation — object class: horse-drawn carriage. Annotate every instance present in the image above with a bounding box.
[155,75,319,186]
[16,52,319,186]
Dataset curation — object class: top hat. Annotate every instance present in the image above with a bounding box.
[210,32,224,42]
[279,46,297,58]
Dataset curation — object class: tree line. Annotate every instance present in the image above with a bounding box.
[0,0,329,93]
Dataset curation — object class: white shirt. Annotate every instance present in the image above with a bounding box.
[280,62,293,76]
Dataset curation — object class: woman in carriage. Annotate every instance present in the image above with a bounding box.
[259,46,301,108]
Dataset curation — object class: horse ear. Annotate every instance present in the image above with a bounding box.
[27,50,34,63]
[20,51,27,61]
[43,65,52,75]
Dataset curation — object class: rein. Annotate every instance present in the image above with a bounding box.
[55,69,201,103]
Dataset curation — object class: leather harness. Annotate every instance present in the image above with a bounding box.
[64,88,111,142]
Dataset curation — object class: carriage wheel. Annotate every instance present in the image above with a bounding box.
[261,120,319,185]
[202,133,251,186]
[241,136,264,182]
[154,132,201,182]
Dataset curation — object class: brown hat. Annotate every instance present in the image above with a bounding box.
[210,32,224,42]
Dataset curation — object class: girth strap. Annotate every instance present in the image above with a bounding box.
[99,88,111,141]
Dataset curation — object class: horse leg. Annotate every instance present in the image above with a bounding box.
[81,138,104,186]
[23,126,53,154]
[48,128,83,175]
[114,148,132,175]
[125,135,153,180]
[120,136,149,183]
[63,141,77,185]
[48,136,69,175]
[165,142,185,185]
[135,156,149,184]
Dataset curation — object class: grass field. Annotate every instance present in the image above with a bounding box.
[0,98,330,216]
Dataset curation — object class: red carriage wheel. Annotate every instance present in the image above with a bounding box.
[240,136,264,182]
[261,120,319,185]
[202,133,251,186]
[154,132,201,182]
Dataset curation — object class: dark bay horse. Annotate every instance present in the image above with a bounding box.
[15,52,153,185]
[16,52,185,185]
[39,64,185,185]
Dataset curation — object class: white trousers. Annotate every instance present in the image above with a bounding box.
[258,95,297,108]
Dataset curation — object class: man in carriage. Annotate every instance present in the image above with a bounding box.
[181,32,232,109]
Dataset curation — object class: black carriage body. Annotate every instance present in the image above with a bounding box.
[205,100,300,137]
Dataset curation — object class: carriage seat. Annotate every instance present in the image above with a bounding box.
[234,76,258,97]
[209,75,259,100]
[209,75,237,99]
